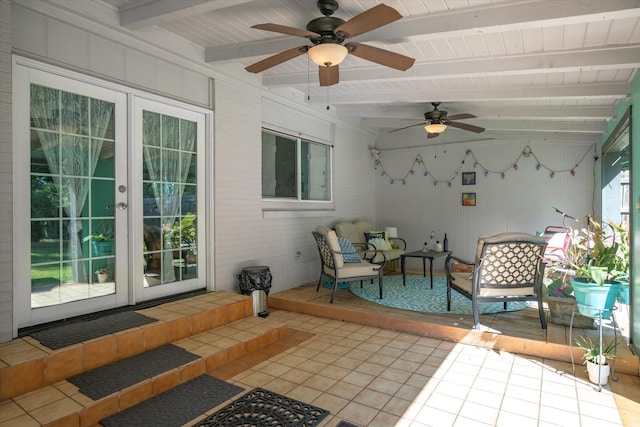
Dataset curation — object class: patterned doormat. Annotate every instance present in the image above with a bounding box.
[192,387,330,426]
[29,311,157,349]
[350,274,531,314]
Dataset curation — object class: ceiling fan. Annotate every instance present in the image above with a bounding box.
[389,102,486,137]
[245,0,415,86]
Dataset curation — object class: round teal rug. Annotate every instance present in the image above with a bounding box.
[349,275,531,314]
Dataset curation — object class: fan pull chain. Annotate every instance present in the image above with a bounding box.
[326,86,330,110]
[307,55,310,101]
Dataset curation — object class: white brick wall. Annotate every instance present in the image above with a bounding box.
[0,0,12,342]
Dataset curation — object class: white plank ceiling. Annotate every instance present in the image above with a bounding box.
[84,0,640,144]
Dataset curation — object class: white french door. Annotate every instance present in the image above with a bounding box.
[14,59,208,329]
[131,98,206,303]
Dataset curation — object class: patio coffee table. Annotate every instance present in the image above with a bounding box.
[401,250,452,288]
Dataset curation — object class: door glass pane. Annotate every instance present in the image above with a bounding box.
[29,84,116,308]
[143,111,198,286]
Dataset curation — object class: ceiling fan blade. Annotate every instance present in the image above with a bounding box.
[251,23,320,38]
[445,113,476,121]
[427,132,440,138]
[388,122,428,133]
[346,42,415,71]
[245,46,308,73]
[319,65,339,86]
[448,121,486,133]
[334,4,402,38]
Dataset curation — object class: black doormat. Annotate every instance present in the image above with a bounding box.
[192,387,330,426]
[30,311,157,349]
[68,344,200,400]
[337,422,359,427]
[101,374,244,427]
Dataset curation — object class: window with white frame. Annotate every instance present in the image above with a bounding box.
[261,129,332,202]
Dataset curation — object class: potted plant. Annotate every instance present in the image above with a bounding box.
[543,273,595,328]
[164,213,197,263]
[95,267,110,283]
[567,217,628,318]
[542,228,594,328]
[575,335,616,385]
[83,226,114,257]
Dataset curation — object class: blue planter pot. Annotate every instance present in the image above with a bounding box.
[571,277,620,319]
[92,241,113,257]
[617,281,630,304]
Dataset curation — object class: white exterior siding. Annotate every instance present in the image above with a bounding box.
[0,0,13,343]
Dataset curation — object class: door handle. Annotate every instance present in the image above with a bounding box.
[106,202,128,210]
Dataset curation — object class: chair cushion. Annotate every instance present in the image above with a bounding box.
[354,221,374,242]
[450,271,535,297]
[334,221,404,262]
[474,236,488,264]
[325,230,344,268]
[542,232,570,262]
[370,248,404,264]
[338,237,361,263]
[315,226,331,236]
[335,220,373,244]
[325,261,380,279]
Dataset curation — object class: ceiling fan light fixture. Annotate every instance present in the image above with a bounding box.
[308,43,348,67]
[425,123,447,134]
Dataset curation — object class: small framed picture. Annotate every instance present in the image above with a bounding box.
[462,172,476,185]
[462,192,476,206]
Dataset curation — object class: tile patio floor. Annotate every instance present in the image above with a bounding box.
[201,275,640,427]
[206,309,640,427]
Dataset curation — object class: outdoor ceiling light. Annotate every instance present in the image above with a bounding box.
[425,123,447,134]
[308,43,348,67]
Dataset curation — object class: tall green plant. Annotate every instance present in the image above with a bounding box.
[567,217,628,286]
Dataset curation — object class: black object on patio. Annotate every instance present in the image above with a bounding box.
[237,266,272,317]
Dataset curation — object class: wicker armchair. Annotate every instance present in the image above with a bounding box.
[444,232,548,330]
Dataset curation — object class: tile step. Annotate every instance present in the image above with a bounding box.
[0,292,252,401]
[1,314,287,427]
[99,374,244,427]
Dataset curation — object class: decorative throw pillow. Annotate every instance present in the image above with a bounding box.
[368,237,389,251]
[364,231,391,251]
[338,237,361,263]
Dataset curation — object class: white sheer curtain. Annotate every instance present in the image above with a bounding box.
[30,85,114,282]
[143,112,195,283]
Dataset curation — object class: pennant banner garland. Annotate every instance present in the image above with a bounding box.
[371,144,597,186]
